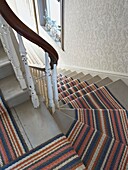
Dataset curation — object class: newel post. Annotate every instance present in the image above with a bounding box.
[45,52,55,113]
[17,34,39,108]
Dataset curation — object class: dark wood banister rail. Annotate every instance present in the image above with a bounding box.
[0,0,58,68]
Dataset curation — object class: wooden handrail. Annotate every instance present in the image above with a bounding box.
[29,64,45,72]
[0,0,58,68]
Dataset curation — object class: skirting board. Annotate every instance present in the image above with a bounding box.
[58,64,128,86]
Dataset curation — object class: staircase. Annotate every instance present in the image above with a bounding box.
[0,38,128,169]
[0,1,127,168]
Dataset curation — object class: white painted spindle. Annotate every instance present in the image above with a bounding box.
[17,34,39,108]
[45,52,55,113]
[52,64,59,108]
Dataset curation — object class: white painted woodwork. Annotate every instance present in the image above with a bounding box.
[17,34,39,108]
[0,16,27,90]
[52,64,59,108]
[45,52,55,113]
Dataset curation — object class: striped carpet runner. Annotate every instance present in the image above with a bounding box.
[57,75,128,169]
[66,109,128,169]
[0,97,28,168]
[59,81,89,99]
[2,134,85,170]
[67,86,124,109]
[58,77,73,86]
[58,79,80,91]
[60,83,98,105]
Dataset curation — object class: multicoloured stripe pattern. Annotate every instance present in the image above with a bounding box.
[58,73,128,169]
[67,109,128,169]
[74,109,128,144]
[0,97,28,168]
[60,84,98,105]
[67,119,128,170]
[57,75,67,82]
[2,134,85,170]
[67,86,124,109]
[58,77,73,87]
[59,81,89,99]
[58,79,80,92]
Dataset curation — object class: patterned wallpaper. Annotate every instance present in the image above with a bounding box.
[63,0,128,75]
[5,0,128,75]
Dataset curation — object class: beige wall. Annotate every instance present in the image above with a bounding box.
[61,0,128,76]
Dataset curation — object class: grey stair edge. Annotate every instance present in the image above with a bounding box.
[86,75,101,84]
[0,47,7,58]
[53,109,75,134]
[0,74,29,107]
[57,69,66,74]
[59,100,66,106]
[61,70,72,76]
[60,103,71,109]
[95,77,113,87]
[11,107,33,150]
[0,47,14,79]
[0,59,10,67]
[0,75,25,99]
[79,74,93,82]
[106,79,128,110]
[7,89,30,108]
[60,108,76,119]
[66,71,77,78]
[0,62,14,79]
[71,72,85,79]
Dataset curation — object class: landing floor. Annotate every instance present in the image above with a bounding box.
[11,98,61,150]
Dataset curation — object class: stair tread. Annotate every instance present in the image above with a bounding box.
[0,39,2,48]
[86,75,101,84]
[0,58,10,67]
[0,75,26,100]
[96,77,113,87]
[0,47,14,79]
[54,109,75,134]
[60,108,76,119]
[61,70,71,76]
[79,73,92,82]
[12,99,61,147]
[107,79,128,110]
[71,72,85,79]
[0,48,8,64]
[57,69,66,74]
[66,71,77,77]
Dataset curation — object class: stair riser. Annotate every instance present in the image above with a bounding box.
[7,90,30,108]
[0,63,14,79]
[0,42,2,48]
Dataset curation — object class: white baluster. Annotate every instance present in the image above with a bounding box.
[0,16,27,90]
[17,34,39,108]
[45,52,55,113]
[52,64,59,108]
